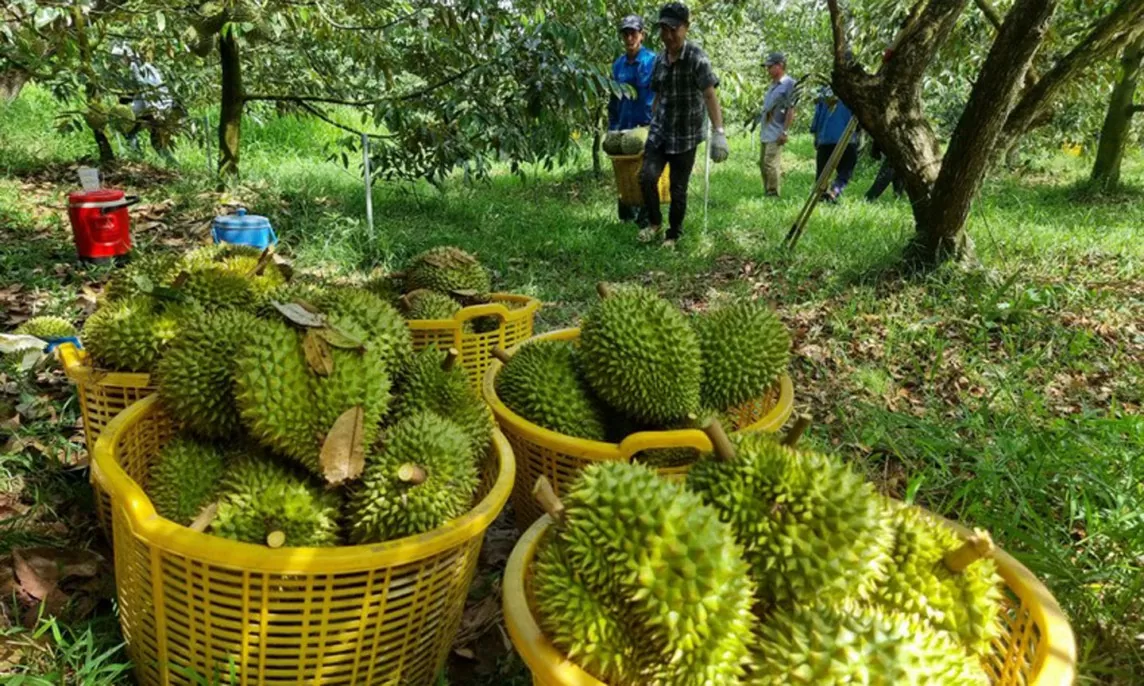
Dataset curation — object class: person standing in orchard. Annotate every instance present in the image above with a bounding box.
[758,52,797,197]
[638,2,728,249]
[608,14,657,228]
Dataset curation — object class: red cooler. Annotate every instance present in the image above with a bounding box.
[67,189,139,263]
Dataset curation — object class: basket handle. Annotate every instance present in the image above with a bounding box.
[616,428,714,460]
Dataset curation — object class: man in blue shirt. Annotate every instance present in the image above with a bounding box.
[759,52,797,197]
[609,15,656,226]
[809,85,860,202]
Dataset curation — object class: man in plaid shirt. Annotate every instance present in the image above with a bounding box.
[638,2,728,248]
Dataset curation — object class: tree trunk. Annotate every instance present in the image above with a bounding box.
[218,30,244,177]
[914,0,1057,263]
[591,108,603,180]
[0,68,29,102]
[1090,34,1144,189]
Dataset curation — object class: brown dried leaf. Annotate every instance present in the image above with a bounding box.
[273,301,326,328]
[317,325,364,350]
[12,549,58,601]
[302,330,334,376]
[319,406,365,484]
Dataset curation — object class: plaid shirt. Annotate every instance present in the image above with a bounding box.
[647,41,719,154]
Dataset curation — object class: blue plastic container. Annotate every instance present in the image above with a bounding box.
[211,208,277,249]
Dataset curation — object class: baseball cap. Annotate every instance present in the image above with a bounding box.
[657,3,690,28]
[764,51,786,67]
[619,15,644,32]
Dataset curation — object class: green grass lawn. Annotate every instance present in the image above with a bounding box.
[2,84,1142,684]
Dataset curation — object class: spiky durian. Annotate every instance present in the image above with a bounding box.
[748,602,989,685]
[212,451,341,547]
[401,289,461,321]
[494,340,608,441]
[533,462,756,685]
[316,286,412,374]
[404,246,491,298]
[14,316,77,340]
[81,296,191,372]
[578,284,702,425]
[694,300,790,411]
[347,411,479,543]
[181,266,258,312]
[391,347,492,455]
[155,308,259,438]
[871,505,1003,657]
[147,435,227,525]
[686,433,891,609]
[103,253,181,302]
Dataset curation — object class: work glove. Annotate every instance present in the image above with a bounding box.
[710,129,729,163]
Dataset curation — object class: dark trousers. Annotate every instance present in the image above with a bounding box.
[640,143,698,240]
[865,159,904,200]
[617,201,649,228]
[815,143,858,197]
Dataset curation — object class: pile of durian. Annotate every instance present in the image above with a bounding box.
[495,283,791,466]
[529,427,1003,685]
[78,243,498,547]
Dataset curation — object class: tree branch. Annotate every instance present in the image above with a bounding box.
[244,58,492,106]
[313,4,424,32]
[298,102,393,139]
[973,0,1004,30]
[825,0,848,66]
[1132,104,1144,114]
[1005,0,1144,139]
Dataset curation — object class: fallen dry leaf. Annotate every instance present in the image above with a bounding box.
[303,330,334,376]
[319,406,365,484]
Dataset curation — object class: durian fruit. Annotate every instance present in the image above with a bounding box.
[155,308,258,439]
[258,281,328,318]
[234,316,392,477]
[364,270,403,305]
[347,411,479,543]
[147,434,227,525]
[400,289,461,321]
[404,246,491,298]
[578,284,702,425]
[493,340,608,441]
[686,429,891,609]
[694,300,790,411]
[14,316,77,340]
[619,127,648,155]
[81,297,191,372]
[181,266,258,312]
[532,463,756,685]
[215,245,288,299]
[103,253,181,302]
[870,505,1003,657]
[316,286,412,374]
[392,347,492,454]
[213,451,342,547]
[602,131,624,155]
[747,602,989,685]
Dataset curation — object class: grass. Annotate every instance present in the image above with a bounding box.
[1,82,1142,684]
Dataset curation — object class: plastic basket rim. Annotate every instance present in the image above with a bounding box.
[91,394,516,574]
[503,512,1078,686]
[481,327,795,460]
[405,292,540,327]
[58,342,153,388]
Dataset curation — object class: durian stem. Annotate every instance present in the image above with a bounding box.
[532,476,565,523]
[596,282,612,299]
[266,531,286,548]
[491,347,513,364]
[781,414,812,447]
[252,246,274,276]
[701,418,736,462]
[943,528,995,573]
[188,501,219,533]
[442,347,460,371]
[399,293,414,311]
[172,270,190,288]
[397,463,428,484]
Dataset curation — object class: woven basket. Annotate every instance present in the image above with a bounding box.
[609,154,670,206]
[91,394,515,686]
[504,513,1077,686]
[482,328,794,531]
[408,293,540,391]
[58,342,155,534]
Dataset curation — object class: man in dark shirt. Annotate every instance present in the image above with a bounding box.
[638,2,728,248]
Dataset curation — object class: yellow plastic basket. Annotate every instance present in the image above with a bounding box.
[504,513,1077,686]
[91,394,516,686]
[609,153,670,206]
[57,342,156,535]
[408,293,541,391]
[482,328,795,530]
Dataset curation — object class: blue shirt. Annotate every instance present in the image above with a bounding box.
[760,74,797,143]
[810,92,858,147]
[607,47,656,131]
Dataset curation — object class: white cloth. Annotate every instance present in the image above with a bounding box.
[129,62,173,115]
